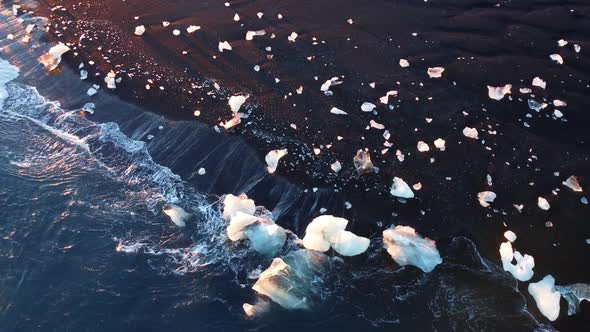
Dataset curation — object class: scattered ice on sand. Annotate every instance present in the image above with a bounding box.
[330,160,342,173]
[301,215,369,256]
[222,193,256,220]
[434,138,446,151]
[562,175,582,192]
[134,25,145,36]
[504,230,517,243]
[549,54,564,64]
[427,67,445,78]
[245,30,266,40]
[382,226,442,273]
[399,59,410,67]
[252,249,329,310]
[228,95,248,113]
[265,149,288,174]
[353,149,375,175]
[487,84,512,100]
[187,25,200,33]
[104,71,116,89]
[532,77,546,89]
[528,275,561,321]
[162,204,190,227]
[330,107,347,115]
[361,102,376,112]
[417,141,430,152]
[462,127,478,139]
[390,177,414,199]
[218,41,232,52]
[555,283,590,316]
[537,197,550,210]
[499,241,535,281]
[38,42,70,71]
[477,191,496,207]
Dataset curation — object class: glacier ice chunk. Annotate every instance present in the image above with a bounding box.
[390,177,414,199]
[528,275,561,321]
[162,204,190,227]
[383,226,442,272]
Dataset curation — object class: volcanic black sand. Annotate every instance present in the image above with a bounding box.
[5,0,590,328]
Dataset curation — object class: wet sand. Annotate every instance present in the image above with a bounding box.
[7,0,590,328]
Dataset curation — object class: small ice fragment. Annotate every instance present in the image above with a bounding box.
[399,59,410,67]
[558,39,568,47]
[245,30,266,40]
[221,112,241,129]
[528,275,561,321]
[218,41,232,52]
[257,12,264,19]
[87,87,98,96]
[162,21,170,27]
[104,70,116,89]
[390,177,414,199]
[434,138,446,151]
[477,191,496,207]
[187,25,200,33]
[162,204,190,227]
[417,141,430,152]
[197,167,206,175]
[549,54,564,64]
[353,149,374,175]
[330,107,347,115]
[504,230,517,243]
[370,120,385,130]
[427,67,445,78]
[562,175,582,192]
[537,197,550,210]
[462,127,479,139]
[82,103,95,114]
[361,102,376,112]
[553,99,567,107]
[233,13,240,21]
[80,70,88,80]
[383,225,442,272]
[134,25,145,36]
[379,90,397,104]
[574,44,581,53]
[253,65,260,72]
[532,77,546,89]
[487,84,512,100]
[38,42,70,71]
[172,29,181,36]
[330,160,342,173]
[554,109,563,118]
[265,149,288,174]
[288,32,298,42]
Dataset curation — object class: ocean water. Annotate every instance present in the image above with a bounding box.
[0,54,552,331]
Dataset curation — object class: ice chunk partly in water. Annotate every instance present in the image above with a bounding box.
[38,42,70,71]
[265,148,288,174]
[162,204,190,227]
[301,215,369,256]
[528,275,561,321]
[555,283,590,316]
[226,211,259,241]
[244,221,288,256]
[382,225,442,273]
[499,241,534,281]
[251,249,330,310]
[222,193,256,220]
[390,177,414,199]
